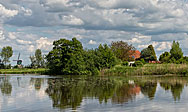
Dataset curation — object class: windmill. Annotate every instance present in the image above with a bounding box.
[13,53,22,66]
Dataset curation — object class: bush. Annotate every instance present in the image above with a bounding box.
[133,61,143,67]
[140,59,146,64]
[0,64,5,69]
[121,61,129,66]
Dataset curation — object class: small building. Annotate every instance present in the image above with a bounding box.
[128,61,135,67]
[129,50,141,60]
[149,61,161,64]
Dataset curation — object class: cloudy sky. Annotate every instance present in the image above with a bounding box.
[0,0,188,65]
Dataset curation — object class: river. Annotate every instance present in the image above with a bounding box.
[0,74,187,112]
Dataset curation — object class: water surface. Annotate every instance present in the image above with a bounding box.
[0,75,188,112]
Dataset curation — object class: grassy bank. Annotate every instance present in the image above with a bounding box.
[0,68,48,74]
[104,64,188,76]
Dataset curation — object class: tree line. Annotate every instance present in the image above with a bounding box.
[0,46,46,69]
[0,37,185,74]
[46,38,186,75]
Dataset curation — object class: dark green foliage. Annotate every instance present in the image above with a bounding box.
[0,64,5,69]
[158,41,185,64]
[140,45,157,62]
[82,50,99,75]
[111,41,135,61]
[140,58,146,64]
[1,46,13,65]
[95,44,117,70]
[46,38,87,75]
[46,38,117,75]
[133,61,143,67]
[159,52,170,63]
[122,61,129,66]
[35,49,42,67]
[170,41,183,60]
[176,58,186,64]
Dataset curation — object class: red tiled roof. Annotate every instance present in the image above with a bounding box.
[129,50,141,59]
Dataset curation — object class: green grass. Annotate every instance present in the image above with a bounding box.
[104,64,188,76]
[0,68,48,74]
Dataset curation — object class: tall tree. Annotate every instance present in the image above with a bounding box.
[111,41,135,61]
[35,49,42,68]
[41,55,47,68]
[140,45,157,62]
[170,41,183,60]
[95,44,117,70]
[29,55,36,68]
[46,38,87,75]
[1,46,13,65]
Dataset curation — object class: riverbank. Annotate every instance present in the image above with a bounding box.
[104,64,188,76]
[0,64,187,76]
[0,68,47,74]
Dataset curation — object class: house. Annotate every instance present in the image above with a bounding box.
[128,61,135,67]
[129,50,141,60]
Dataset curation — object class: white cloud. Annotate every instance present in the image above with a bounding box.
[16,39,32,44]
[36,37,53,51]
[61,15,84,25]
[0,4,18,18]
[28,45,35,52]
[8,32,17,39]
[138,41,172,51]
[138,44,149,49]
[129,38,141,43]
[88,40,97,45]
[156,42,172,51]
[0,30,5,40]
[20,7,32,16]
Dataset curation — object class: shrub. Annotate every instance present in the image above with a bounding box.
[133,61,143,67]
[140,59,146,64]
[121,61,129,66]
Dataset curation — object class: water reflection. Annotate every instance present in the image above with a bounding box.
[0,77,12,96]
[30,78,45,90]
[160,82,184,101]
[45,76,188,110]
[140,82,157,100]
[0,75,188,111]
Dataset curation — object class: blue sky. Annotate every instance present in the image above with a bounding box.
[0,0,188,65]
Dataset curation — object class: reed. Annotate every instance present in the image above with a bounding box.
[104,64,188,76]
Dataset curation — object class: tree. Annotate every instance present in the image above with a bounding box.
[82,49,100,75]
[35,49,42,68]
[140,45,157,62]
[46,38,87,75]
[41,55,47,68]
[95,44,117,70]
[1,46,13,65]
[159,52,170,63]
[170,41,183,60]
[29,55,36,68]
[111,41,135,61]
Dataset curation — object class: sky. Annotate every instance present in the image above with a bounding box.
[0,0,188,65]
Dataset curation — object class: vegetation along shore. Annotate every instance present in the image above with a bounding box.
[0,37,187,76]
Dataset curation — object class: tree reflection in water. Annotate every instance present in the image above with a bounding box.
[0,76,12,96]
[45,76,187,110]
[140,82,157,100]
[160,82,184,101]
[30,78,44,90]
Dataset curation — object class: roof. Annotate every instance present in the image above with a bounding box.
[129,50,141,59]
